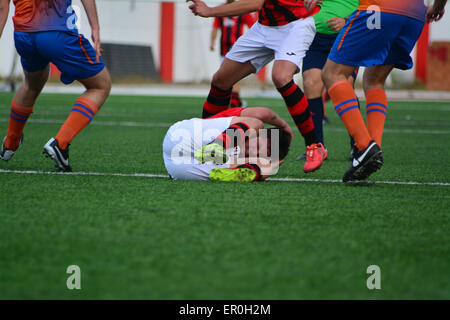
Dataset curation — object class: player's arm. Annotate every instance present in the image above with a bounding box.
[241,107,294,141]
[80,0,102,62]
[187,0,264,18]
[0,0,10,39]
[427,0,447,22]
[210,21,219,51]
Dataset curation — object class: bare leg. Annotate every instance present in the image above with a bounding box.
[13,65,50,107]
[363,65,394,92]
[212,58,255,90]
[303,68,324,99]
[2,66,50,152]
[77,68,112,108]
[203,59,255,118]
[53,68,111,151]
[271,60,298,88]
[322,59,356,89]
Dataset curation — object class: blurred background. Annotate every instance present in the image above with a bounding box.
[0,0,449,92]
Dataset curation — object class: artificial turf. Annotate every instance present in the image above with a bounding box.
[0,92,449,299]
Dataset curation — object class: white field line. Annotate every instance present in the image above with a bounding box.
[0,118,449,135]
[0,169,449,187]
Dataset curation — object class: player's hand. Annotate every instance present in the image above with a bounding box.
[283,125,294,142]
[304,0,322,12]
[427,6,445,23]
[326,17,346,32]
[91,28,102,63]
[210,45,215,51]
[187,0,212,17]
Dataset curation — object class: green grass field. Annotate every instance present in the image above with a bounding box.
[0,92,449,299]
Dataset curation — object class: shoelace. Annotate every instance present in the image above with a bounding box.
[306,144,317,161]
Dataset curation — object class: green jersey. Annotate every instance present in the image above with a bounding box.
[314,0,360,34]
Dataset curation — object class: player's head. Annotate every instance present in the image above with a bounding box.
[246,128,291,161]
[226,0,235,3]
[266,128,291,160]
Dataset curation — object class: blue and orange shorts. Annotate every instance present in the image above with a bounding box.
[14,31,105,84]
[328,10,425,70]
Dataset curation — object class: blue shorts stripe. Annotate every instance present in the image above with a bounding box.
[74,104,95,117]
[334,99,359,111]
[338,105,359,117]
[10,109,29,120]
[366,103,387,111]
[366,109,387,115]
[10,114,27,123]
[72,108,93,121]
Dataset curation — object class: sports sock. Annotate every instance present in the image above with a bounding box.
[328,80,371,151]
[365,88,387,147]
[230,92,242,107]
[214,122,250,149]
[55,96,99,150]
[308,97,324,145]
[202,84,232,118]
[5,99,33,150]
[349,99,361,148]
[277,80,317,146]
[235,163,262,181]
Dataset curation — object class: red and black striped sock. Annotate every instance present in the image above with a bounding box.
[277,80,318,146]
[202,84,232,118]
[230,92,242,107]
[214,122,250,149]
[235,163,262,181]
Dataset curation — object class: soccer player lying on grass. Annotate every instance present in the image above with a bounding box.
[0,0,111,172]
[163,107,292,182]
[322,0,447,182]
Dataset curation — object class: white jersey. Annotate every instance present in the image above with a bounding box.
[162,117,235,180]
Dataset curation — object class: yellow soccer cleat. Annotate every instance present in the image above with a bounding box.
[194,143,227,164]
[209,168,256,182]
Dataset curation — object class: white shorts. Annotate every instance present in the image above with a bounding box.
[162,117,234,181]
[225,17,316,73]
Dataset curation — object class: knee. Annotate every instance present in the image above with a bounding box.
[303,75,322,96]
[271,72,292,89]
[211,71,230,90]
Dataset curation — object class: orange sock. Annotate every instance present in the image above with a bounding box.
[365,88,387,147]
[5,99,33,150]
[55,96,99,149]
[328,80,371,151]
